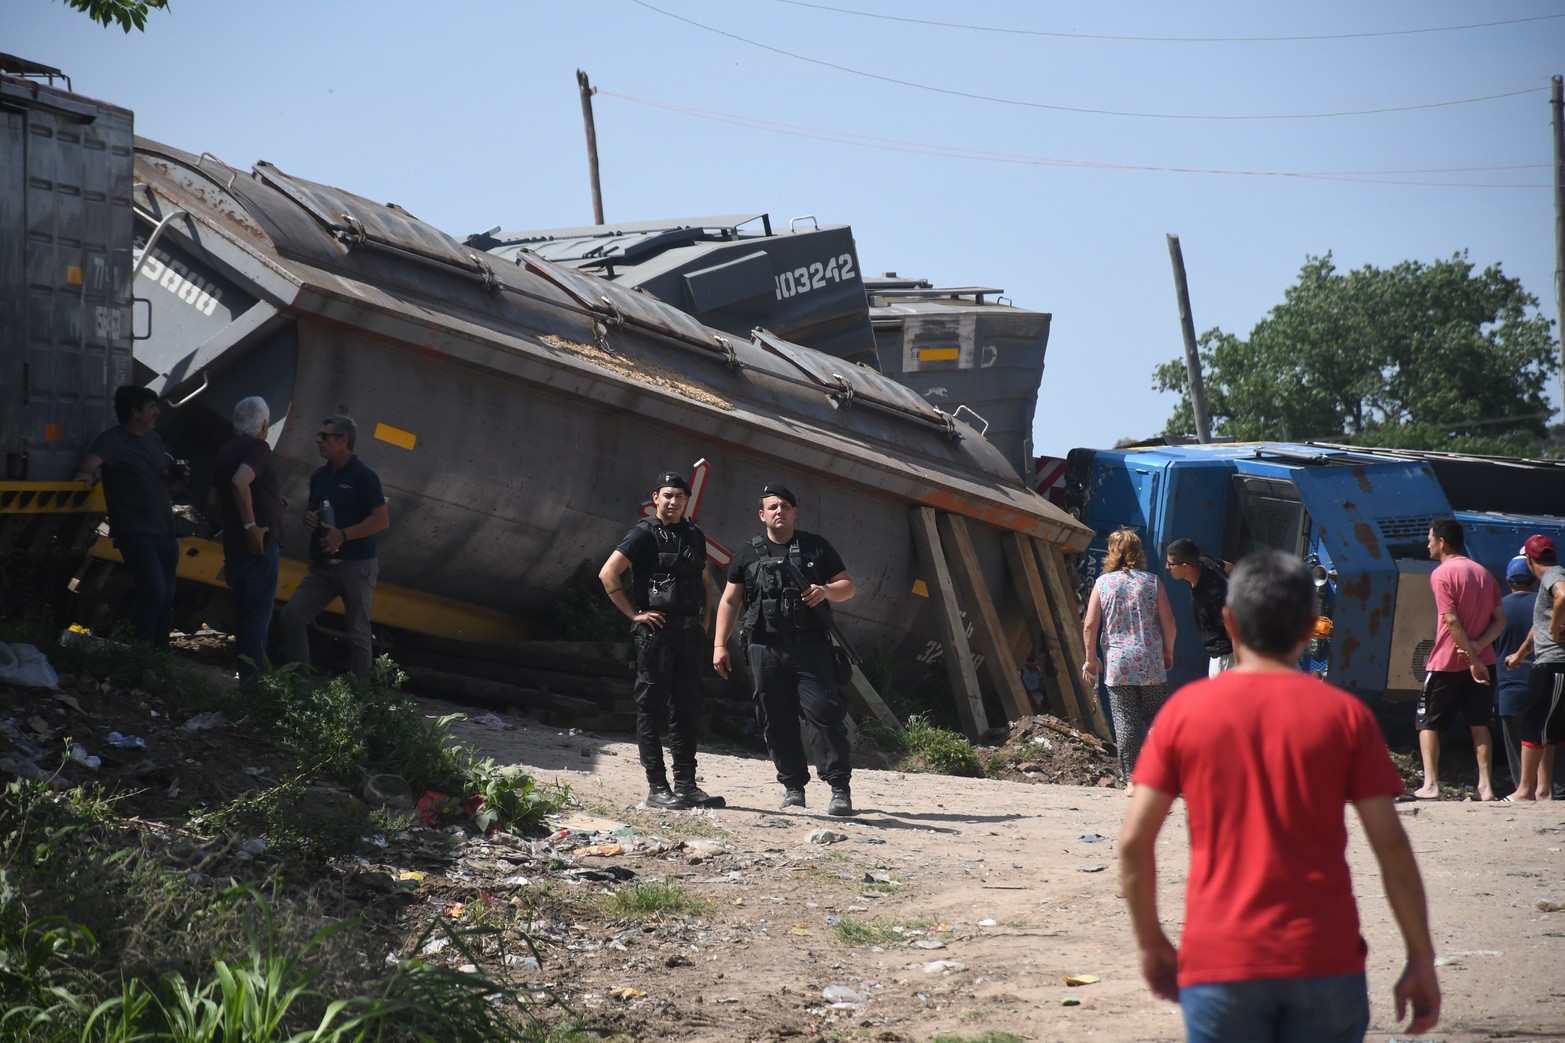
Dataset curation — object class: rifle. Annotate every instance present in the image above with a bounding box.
[776,557,862,666]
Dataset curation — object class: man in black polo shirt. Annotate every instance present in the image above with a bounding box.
[600,471,717,810]
[713,482,858,816]
[1165,538,1234,676]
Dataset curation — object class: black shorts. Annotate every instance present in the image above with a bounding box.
[1416,670,1495,733]
[1521,662,1565,747]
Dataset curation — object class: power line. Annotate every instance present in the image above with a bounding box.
[627,0,1549,120]
[769,1,1565,44]
[598,88,1553,188]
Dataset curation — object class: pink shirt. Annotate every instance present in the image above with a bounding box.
[1427,555,1501,672]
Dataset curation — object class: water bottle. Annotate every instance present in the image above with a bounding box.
[317,499,343,564]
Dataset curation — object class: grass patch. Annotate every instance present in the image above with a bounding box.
[599,879,708,920]
[862,713,983,778]
[830,916,934,946]
[930,1032,1029,1043]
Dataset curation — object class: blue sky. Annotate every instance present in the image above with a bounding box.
[12,1,1564,457]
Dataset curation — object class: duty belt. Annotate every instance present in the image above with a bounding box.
[749,631,829,647]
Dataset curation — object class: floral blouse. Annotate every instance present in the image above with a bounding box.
[1093,569,1166,686]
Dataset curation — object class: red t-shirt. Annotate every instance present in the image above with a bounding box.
[1427,555,1501,672]
[1132,670,1404,988]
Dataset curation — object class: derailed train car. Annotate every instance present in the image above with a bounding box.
[1,64,1092,696]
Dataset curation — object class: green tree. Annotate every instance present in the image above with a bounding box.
[1153,252,1559,455]
[56,0,169,32]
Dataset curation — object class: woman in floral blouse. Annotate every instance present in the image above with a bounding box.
[1082,528,1176,789]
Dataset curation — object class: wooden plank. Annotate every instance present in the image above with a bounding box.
[1001,531,1073,722]
[908,506,988,739]
[936,512,1032,724]
[842,661,903,732]
[1034,540,1114,742]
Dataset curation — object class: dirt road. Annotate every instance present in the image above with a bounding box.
[443,704,1565,1043]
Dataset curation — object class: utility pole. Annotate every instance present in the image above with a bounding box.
[577,69,604,225]
[1553,75,1563,411]
[1167,234,1212,443]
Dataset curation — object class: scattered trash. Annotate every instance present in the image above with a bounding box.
[363,774,414,809]
[922,960,969,974]
[787,923,813,936]
[1062,998,1081,1007]
[504,954,540,968]
[468,712,514,730]
[69,745,101,770]
[977,918,998,927]
[105,731,147,749]
[914,939,946,950]
[0,643,60,689]
[182,711,229,732]
[576,843,624,857]
[864,871,898,885]
[808,829,849,845]
[609,986,645,1000]
[1078,833,1108,843]
[1063,974,1100,986]
[1078,863,1108,873]
[821,984,863,1005]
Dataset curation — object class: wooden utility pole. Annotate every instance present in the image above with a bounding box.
[1553,75,1564,410]
[1167,234,1212,443]
[576,69,604,225]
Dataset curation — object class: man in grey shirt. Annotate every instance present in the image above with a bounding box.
[1504,534,1565,801]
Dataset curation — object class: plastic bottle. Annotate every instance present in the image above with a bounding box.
[317,499,343,564]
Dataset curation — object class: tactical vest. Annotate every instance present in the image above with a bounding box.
[740,533,831,638]
[633,519,707,617]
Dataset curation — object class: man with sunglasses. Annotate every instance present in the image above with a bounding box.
[278,415,389,679]
[1164,539,1235,676]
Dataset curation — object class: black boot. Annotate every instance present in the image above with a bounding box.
[646,782,685,810]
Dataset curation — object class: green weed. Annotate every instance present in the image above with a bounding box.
[599,879,708,920]
[930,1032,1029,1043]
[830,916,934,946]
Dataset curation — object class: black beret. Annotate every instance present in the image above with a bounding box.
[761,482,797,507]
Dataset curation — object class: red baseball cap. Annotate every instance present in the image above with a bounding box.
[1523,534,1557,562]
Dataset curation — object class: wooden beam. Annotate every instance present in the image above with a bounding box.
[1002,531,1074,722]
[908,506,988,739]
[936,512,1032,724]
[1033,539,1114,742]
[841,660,902,733]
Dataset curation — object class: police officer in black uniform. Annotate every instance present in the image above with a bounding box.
[713,482,858,816]
[600,471,717,809]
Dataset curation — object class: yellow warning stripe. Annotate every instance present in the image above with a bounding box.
[0,482,106,514]
[89,534,529,644]
[374,423,417,451]
[917,347,961,362]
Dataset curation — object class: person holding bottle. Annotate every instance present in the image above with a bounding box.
[277,414,389,679]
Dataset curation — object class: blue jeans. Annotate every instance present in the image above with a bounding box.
[1180,972,1369,1043]
[116,532,178,650]
[224,543,280,683]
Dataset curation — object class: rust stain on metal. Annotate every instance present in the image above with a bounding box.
[1353,522,1382,560]
[1352,466,1372,492]
[1338,631,1359,671]
[1338,571,1372,605]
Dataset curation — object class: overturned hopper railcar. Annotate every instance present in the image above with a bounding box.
[2,65,1093,713]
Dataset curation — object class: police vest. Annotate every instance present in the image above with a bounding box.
[633,519,707,617]
[741,533,832,638]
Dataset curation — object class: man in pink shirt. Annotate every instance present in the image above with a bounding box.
[1414,518,1505,800]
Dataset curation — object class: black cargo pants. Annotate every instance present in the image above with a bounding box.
[632,621,706,787]
[748,637,852,789]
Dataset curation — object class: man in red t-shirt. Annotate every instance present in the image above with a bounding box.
[1414,517,1505,800]
[1120,550,1439,1043]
